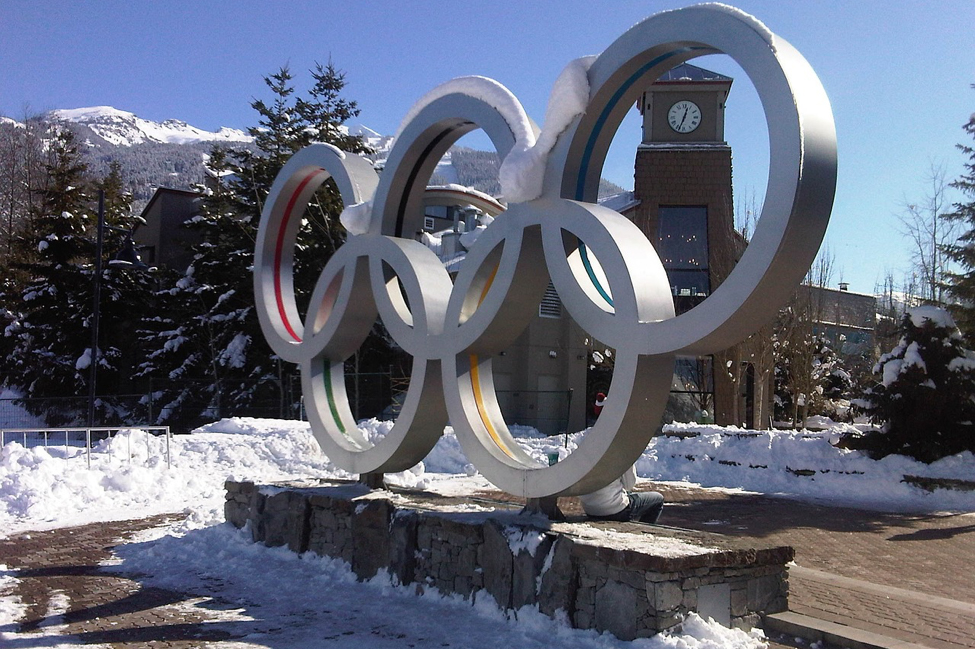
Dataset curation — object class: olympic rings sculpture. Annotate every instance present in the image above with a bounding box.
[254,5,837,499]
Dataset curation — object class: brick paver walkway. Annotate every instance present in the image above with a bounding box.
[0,515,237,647]
[652,482,975,648]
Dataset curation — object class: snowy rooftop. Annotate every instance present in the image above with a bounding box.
[655,63,733,84]
[598,190,640,214]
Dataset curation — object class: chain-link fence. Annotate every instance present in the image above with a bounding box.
[1,371,403,432]
[0,394,147,429]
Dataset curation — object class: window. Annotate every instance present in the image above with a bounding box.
[423,216,435,231]
[539,282,562,318]
[672,356,714,394]
[424,205,448,219]
[665,355,715,424]
[657,206,709,313]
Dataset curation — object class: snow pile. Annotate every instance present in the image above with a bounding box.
[459,224,488,248]
[431,183,502,208]
[394,71,597,203]
[554,523,714,559]
[3,416,975,538]
[0,565,19,629]
[339,200,373,235]
[499,56,596,203]
[875,305,969,387]
[0,420,344,534]
[645,422,975,512]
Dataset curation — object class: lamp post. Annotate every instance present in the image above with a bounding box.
[87,191,106,428]
[87,189,149,428]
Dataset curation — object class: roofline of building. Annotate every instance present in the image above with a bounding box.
[805,284,876,299]
[139,186,205,220]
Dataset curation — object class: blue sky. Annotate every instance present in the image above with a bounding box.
[2,0,974,295]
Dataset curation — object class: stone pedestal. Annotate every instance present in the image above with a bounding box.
[225,479,793,640]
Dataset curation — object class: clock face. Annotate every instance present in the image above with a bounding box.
[668,100,701,133]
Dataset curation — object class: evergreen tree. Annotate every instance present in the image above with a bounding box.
[0,139,152,425]
[137,146,277,428]
[850,306,975,462]
[943,89,975,339]
[1,130,93,421]
[0,129,95,418]
[138,63,373,429]
[90,162,156,411]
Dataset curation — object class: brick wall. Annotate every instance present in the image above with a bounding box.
[631,146,764,427]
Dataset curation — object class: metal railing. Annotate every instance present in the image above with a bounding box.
[0,426,172,469]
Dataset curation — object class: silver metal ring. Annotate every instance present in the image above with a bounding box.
[253,5,837,497]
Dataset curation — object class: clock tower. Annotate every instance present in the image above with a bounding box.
[639,63,731,145]
[630,63,765,428]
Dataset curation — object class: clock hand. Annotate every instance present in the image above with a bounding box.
[678,107,688,130]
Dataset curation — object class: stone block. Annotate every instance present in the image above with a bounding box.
[511,530,554,609]
[352,499,391,580]
[308,495,354,563]
[573,586,595,629]
[747,573,782,611]
[697,582,731,627]
[733,613,761,630]
[656,610,683,632]
[417,520,433,549]
[616,568,646,590]
[224,480,258,529]
[261,489,311,553]
[456,546,476,577]
[248,489,268,543]
[387,511,419,586]
[537,536,576,618]
[481,521,513,609]
[650,580,683,613]
[595,579,638,640]
[730,585,748,617]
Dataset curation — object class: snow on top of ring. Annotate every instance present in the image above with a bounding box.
[394,76,536,147]
[650,3,776,52]
[499,55,597,203]
[339,200,373,235]
[312,141,346,160]
[427,183,503,208]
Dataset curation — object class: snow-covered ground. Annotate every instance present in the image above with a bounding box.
[2,417,974,647]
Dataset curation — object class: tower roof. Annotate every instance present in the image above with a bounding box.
[655,63,732,84]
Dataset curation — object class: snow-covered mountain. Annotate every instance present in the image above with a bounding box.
[348,123,394,154]
[0,106,258,201]
[47,106,252,148]
[2,107,621,203]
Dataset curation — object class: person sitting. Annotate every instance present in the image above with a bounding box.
[579,465,664,523]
